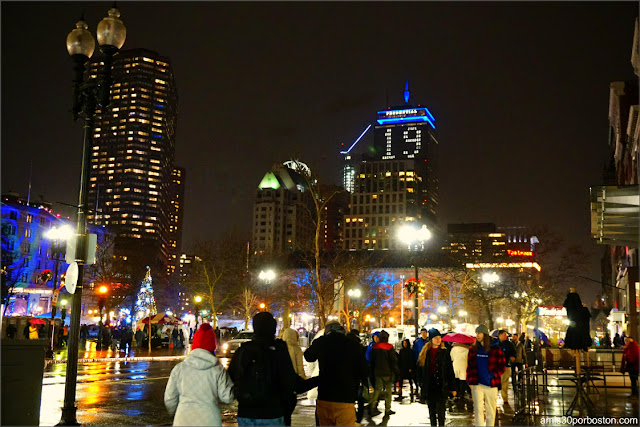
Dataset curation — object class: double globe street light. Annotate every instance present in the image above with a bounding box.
[60,6,126,426]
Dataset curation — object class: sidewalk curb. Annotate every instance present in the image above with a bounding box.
[46,355,187,365]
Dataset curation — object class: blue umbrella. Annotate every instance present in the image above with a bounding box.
[533,328,549,344]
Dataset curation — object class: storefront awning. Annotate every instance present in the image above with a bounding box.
[590,185,639,247]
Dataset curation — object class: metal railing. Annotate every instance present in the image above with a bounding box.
[513,366,540,420]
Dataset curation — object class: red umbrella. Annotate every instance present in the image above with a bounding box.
[29,318,46,325]
[442,332,476,344]
[139,313,177,324]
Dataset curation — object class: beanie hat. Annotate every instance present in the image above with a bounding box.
[428,328,441,340]
[192,323,216,353]
[420,328,428,333]
[253,312,277,339]
[372,331,381,337]
[379,330,390,343]
[476,324,490,335]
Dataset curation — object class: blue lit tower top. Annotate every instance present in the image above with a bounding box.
[404,80,410,103]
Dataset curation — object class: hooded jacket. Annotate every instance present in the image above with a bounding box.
[164,348,234,426]
[282,328,307,379]
[228,314,297,420]
[304,330,368,403]
[450,344,469,380]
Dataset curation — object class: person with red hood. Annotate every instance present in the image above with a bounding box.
[367,330,399,417]
[164,323,234,426]
[621,336,639,396]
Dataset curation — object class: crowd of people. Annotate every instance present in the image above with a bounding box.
[165,312,573,427]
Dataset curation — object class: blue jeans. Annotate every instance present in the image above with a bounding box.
[237,416,284,426]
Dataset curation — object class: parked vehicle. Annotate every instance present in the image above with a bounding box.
[219,330,254,357]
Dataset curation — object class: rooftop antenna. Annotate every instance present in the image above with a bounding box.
[27,161,33,205]
[404,80,410,104]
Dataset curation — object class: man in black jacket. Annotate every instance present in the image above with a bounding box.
[368,330,399,416]
[304,322,368,426]
[229,312,297,426]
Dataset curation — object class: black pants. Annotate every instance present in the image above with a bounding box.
[397,377,415,397]
[426,394,446,426]
[457,379,471,398]
[629,370,638,395]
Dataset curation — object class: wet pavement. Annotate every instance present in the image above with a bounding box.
[41,344,639,426]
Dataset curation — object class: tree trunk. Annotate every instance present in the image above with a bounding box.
[485,301,494,330]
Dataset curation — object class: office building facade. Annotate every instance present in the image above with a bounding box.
[251,162,314,257]
[86,48,179,272]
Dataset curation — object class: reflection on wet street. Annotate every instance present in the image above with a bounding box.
[40,354,234,426]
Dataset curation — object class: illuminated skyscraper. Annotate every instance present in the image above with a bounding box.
[168,167,185,276]
[251,162,314,256]
[87,48,179,271]
[343,83,440,250]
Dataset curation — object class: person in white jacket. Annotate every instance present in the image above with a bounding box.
[450,342,471,400]
[164,323,234,426]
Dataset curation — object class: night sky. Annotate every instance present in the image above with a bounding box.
[2,2,638,292]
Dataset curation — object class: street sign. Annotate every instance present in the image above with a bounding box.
[65,262,79,294]
[52,289,60,306]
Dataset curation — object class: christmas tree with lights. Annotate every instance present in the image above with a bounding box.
[135,266,157,319]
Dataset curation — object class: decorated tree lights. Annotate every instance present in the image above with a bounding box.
[135,266,157,352]
[135,266,157,319]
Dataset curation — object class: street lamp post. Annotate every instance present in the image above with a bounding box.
[60,7,126,425]
[259,269,275,307]
[399,275,405,326]
[347,288,361,330]
[397,223,432,339]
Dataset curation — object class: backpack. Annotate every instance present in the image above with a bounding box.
[234,341,274,405]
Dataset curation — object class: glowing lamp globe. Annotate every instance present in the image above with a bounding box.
[96,8,126,49]
[66,20,95,57]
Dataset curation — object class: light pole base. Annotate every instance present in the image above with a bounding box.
[57,406,80,426]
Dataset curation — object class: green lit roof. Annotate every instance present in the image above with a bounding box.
[258,172,281,190]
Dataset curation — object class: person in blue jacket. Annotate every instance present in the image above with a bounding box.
[413,328,428,401]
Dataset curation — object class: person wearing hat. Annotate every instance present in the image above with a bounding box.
[228,312,298,426]
[164,323,235,426]
[413,328,429,401]
[367,330,399,417]
[466,324,506,426]
[304,321,368,426]
[417,328,456,426]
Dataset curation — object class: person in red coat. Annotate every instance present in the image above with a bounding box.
[621,336,639,396]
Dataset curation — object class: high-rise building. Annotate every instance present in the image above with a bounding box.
[87,48,179,272]
[343,83,440,250]
[251,162,314,256]
[167,167,185,276]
